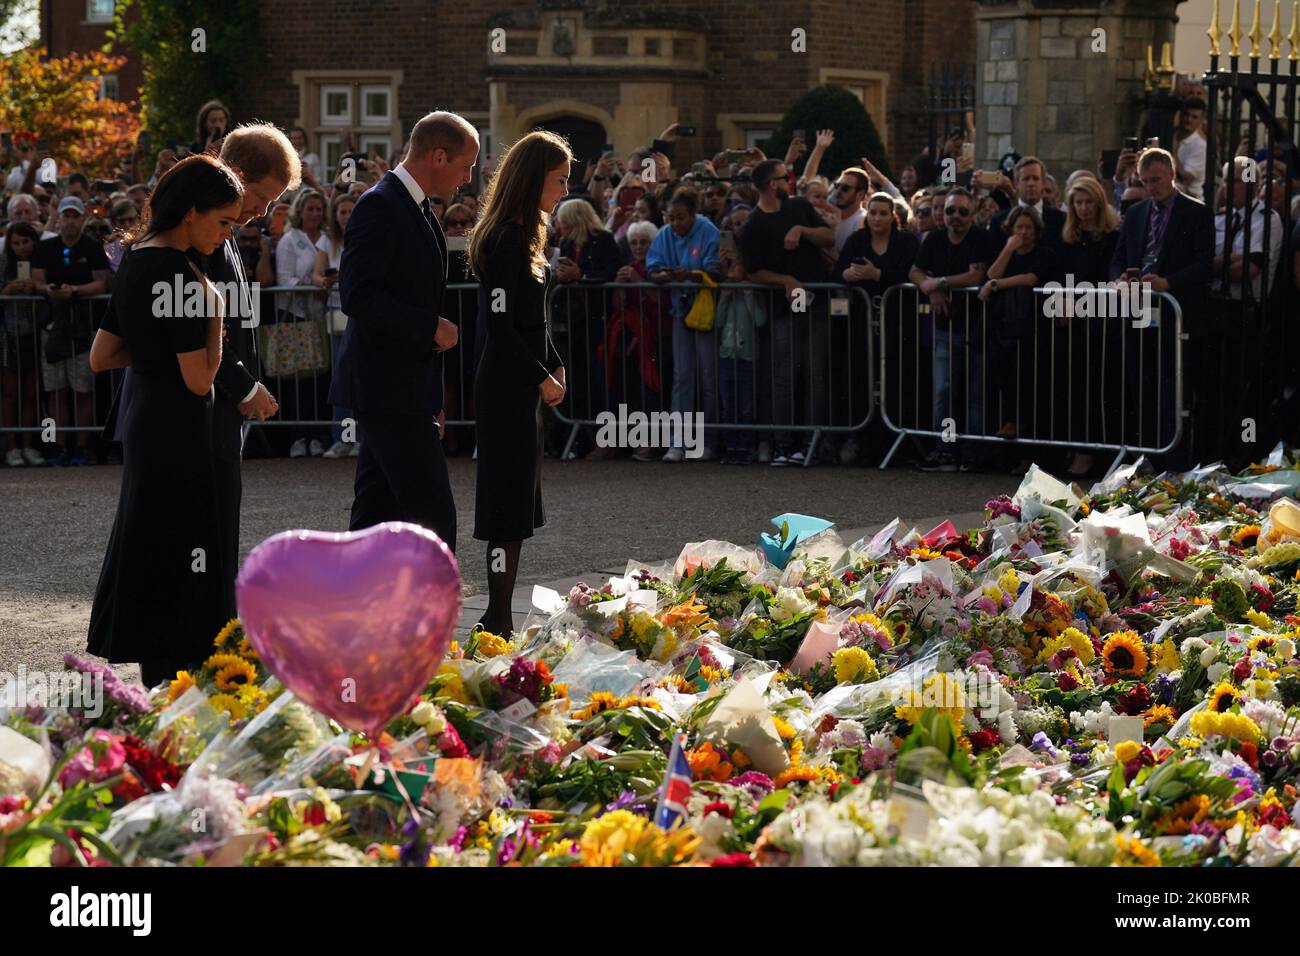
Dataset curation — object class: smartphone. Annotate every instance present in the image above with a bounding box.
[725,149,749,163]
[1124,267,1141,282]
[792,129,806,143]
[691,161,709,177]
[1100,149,1121,180]
[323,267,338,277]
[17,261,31,281]
[1123,136,1140,151]
[676,125,696,137]
[961,142,975,164]
[720,231,736,255]
[445,235,468,253]
[1145,137,1160,148]
[601,143,615,155]
[94,179,115,194]
[617,186,644,209]
[976,170,1001,190]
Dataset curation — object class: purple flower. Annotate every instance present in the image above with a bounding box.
[448,825,469,851]
[605,790,638,813]
[860,747,889,771]
[731,771,774,800]
[1030,732,1059,758]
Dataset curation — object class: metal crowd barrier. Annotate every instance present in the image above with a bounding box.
[876,283,1185,475]
[545,280,876,466]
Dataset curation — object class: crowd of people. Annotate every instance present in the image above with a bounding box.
[3,90,1299,475]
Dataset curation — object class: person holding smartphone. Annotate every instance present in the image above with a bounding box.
[466,130,571,636]
[312,192,357,458]
[190,99,231,156]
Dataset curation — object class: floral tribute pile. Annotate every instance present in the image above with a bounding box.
[7,454,1300,867]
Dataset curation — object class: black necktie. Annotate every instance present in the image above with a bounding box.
[420,197,435,230]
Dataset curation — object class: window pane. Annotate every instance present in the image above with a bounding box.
[360,85,391,126]
[87,0,115,23]
[320,85,352,125]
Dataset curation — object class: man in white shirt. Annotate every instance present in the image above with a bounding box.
[1212,157,1284,302]
[829,166,870,254]
[1175,97,1207,203]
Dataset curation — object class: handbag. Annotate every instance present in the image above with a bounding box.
[682,270,717,332]
[256,317,331,377]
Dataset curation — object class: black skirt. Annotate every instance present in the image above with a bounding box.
[473,373,545,541]
[87,374,230,666]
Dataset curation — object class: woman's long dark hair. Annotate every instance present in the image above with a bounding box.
[125,154,243,251]
[2,221,40,279]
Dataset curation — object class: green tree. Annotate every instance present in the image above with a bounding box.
[106,0,265,145]
[760,85,891,182]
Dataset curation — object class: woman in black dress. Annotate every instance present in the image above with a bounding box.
[87,155,245,686]
[466,131,574,636]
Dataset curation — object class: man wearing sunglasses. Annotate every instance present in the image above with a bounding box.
[908,186,997,471]
[830,167,870,255]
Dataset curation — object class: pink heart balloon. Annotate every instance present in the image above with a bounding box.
[236,521,461,739]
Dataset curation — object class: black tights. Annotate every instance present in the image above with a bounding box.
[140,656,191,689]
[478,540,522,636]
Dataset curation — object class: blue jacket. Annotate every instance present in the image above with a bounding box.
[646,214,720,318]
[716,290,768,361]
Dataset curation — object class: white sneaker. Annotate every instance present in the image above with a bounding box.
[322,440,349,459]
[692,446,717,461]
[5,448,24,467]
[756,441,772,464]
[662,447,685,463]
[347,441,360,457]
[289,438,307,458]
[22,447,45,466]
[308,439,325,457]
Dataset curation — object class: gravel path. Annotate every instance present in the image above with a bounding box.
[0,456,1010,681]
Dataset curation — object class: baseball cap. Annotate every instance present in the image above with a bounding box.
[58,196,86,216]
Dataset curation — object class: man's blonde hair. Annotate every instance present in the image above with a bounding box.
[220,123,302,189]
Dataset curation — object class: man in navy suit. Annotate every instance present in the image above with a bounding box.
[1108,147,1213,464]
[990,156,1066,251]
[329,111,478,551]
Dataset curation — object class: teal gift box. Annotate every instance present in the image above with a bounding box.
[759,513,834,570]
[360,754,438,802]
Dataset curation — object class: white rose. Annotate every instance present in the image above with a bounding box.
[1206,662,1229,684]
[1277,638,1296,659]
[410,701,434,726]
[1199,646,1219,668]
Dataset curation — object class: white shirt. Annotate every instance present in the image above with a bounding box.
[6,161,31,192]
[1177,132,1206,203]
[834,206,866,255]
[393,162,426,208]
[315,233,344,313]
[300,151,323,183]
[1213,202,1284,301]
[275,227,325,318]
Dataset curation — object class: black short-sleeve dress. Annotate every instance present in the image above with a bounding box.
[472,224,563,541]
[88,246,230,672]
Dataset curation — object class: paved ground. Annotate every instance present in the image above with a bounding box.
[0,455,1010,683]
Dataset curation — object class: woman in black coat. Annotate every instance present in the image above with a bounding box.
[467,131,574,636]
[85,155,245,686]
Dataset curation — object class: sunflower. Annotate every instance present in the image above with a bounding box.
[212,618,241,648]
[1233,525,1262,548]
[205,651,248,673]
[166,670,195,703]
[209,692,247,721]
[214,657,258,692]
[1101,631,1149,677]
[236,637,260,661]
[1208,681,1241,713]
[1142,704,1177,728]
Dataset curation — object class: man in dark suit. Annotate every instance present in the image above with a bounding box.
[329,111,476,551]
[1108,147,1213,464]
[990,156,1066,250]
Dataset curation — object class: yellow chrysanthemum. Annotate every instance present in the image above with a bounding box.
[214,657,258,692]
[1154,794,1211,836]
[209,692,247,721]
[1114,740,1141,763]
[1101,631,1149,677]
[475,631,513,658]
[1245,609,1274,631]
[166,670,195,703]
[998,568,1022,595]
[832,647,878,684]
[212,618,240,648]
[435,663,470,705]
[1154,638,1180,674]
[894,673,966,727]
[1208,681,1240,713]
[1189,710,1262,743]
[771,715,797,740]
[1039,626,1096,666]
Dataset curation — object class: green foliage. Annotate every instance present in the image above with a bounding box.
[107,0,266,144]
[759,85,890,182]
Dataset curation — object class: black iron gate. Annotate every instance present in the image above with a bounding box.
[927,63,976,161]
[1200,0,1300,462]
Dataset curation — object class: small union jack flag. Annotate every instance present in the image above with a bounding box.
[654,733,693,830]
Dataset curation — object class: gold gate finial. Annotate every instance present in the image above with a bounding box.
[1269,0,1283,58]
[1249,0,1263,57]
[1229,0,1243,55]
[1291,1,1300,60]
[1208,0,1223,55]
